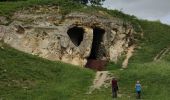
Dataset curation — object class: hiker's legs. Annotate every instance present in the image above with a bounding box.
[136,92,138,99]
[136,91,141,99]
[112,91,116,98]
[115,91,118,97]
[138,91,141,99]
[112,87,118,98]
[112,89,117,98]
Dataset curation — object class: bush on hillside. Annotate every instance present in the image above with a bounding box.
[0,0,27,2]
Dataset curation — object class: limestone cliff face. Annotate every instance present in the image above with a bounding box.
[0,6,137,67]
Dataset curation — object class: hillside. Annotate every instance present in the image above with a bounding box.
[0,43,94,100]
[0,0,170,100]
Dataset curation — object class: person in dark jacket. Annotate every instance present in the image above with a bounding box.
[112,78,119,98]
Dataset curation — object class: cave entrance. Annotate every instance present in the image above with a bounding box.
[88,27,105,59]
[86,27,107,71]
[67,26,84,47]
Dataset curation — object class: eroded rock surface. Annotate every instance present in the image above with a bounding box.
[0,6,138,67]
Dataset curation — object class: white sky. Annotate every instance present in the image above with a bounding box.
[102,0,170,25]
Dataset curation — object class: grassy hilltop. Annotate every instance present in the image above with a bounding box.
[0,0,170,100]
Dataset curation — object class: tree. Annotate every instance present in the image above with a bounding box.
[89,0,105,5]
[73,0,105,5]
[0,0,27,1]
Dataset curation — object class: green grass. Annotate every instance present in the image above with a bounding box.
[2,44,169,100]
[0,43,94,100]
[0,0,83,15]
[82,61,170,100]
[130,20,170,63]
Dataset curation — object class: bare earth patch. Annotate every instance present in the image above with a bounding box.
[87,71,113,94]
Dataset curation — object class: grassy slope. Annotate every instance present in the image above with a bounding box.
[85,20,170,100]
[0,44,94,100]
[131,20,170,63]
[86,62,170,100]
[1,0,170,100]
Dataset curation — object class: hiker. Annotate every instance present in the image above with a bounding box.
[112,78,119,98]
[135,80,142,99]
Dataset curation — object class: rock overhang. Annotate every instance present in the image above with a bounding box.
[0,7,139,69]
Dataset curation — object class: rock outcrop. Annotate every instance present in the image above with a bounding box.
[0,6,138,67]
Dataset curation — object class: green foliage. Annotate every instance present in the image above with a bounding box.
[0,0,27,1]
[0,0,84,15]
[89,0,105,5]
[1,42,170,100]
[83,61,170,100]
[0,44,94,100]
[115,61,170,100]
[130,20,170,63]
[72,0,105,5]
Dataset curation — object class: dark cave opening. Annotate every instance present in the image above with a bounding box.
[88,27,105,59]
[67,27,84,47]
[86,27,106,71]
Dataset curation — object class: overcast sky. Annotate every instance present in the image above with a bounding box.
[102,0,170,25]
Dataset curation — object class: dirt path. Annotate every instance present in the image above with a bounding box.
[154,46,170,61]
[122,45,135,68]
[87,71,113,94]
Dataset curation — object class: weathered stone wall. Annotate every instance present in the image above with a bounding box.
[0,6,137,67]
